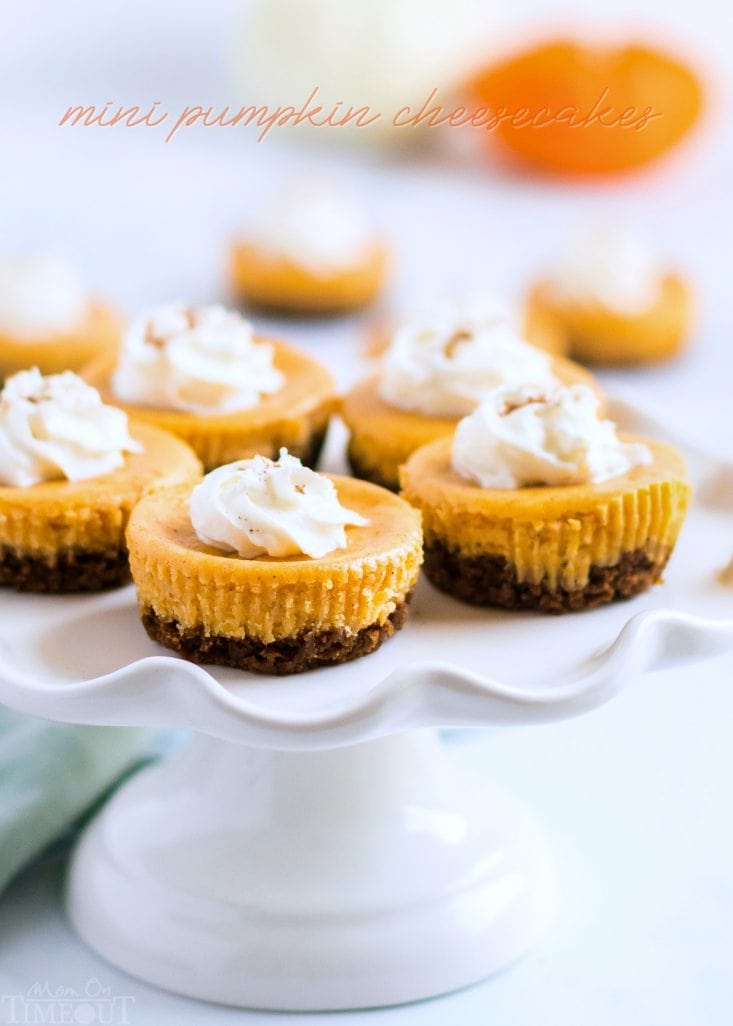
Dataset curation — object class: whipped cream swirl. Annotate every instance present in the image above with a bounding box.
[452,384,652,489]
[547,226,662,314]
[112,304,284,414]
[248,181,376,274]
[0,369,141,487]
[379,313,556,418]
[189,449,369,559]
[0,255,88,338]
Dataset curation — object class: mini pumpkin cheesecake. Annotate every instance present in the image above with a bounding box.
[128,451,422,675]
[0,369,201,592]
[0,255,120,378]
[343,311,600,490]
[400,384,690,613]
[525,226,693,365]
[83,303,335,471]
[230,181,389,315]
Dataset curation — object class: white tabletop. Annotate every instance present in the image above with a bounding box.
[1,1,732,1022]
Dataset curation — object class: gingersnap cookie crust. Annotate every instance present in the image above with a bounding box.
[141,596,411,676]
[423,542,671,614]
[0,546,131,593]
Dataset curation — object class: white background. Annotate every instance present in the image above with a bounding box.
[0,2,732,1024]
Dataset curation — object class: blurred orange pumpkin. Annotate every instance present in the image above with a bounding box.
[466,40,704,175]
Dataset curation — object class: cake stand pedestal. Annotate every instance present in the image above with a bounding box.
[67,729,554,1010]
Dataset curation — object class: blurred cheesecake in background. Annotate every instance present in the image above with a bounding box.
[0,254,121,378]
[525,226,694,365]
[230,180,390,314]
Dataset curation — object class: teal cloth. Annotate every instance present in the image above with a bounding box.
[0,708,149,893]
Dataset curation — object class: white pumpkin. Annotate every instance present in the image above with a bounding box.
[234,0,492,146]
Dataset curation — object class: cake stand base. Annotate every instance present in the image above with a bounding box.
[66,729,556,1011]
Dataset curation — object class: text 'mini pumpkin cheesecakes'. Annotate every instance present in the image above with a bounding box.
[400,383,690,613]
[128,450,422,675]
[230,181,390,315]
[525,226,693,365]
[0,254,121,378]
[0,369,201,592]
[342,304,600,491]
[83,303,336,471]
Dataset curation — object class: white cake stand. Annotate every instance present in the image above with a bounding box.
[1,397,733,1011]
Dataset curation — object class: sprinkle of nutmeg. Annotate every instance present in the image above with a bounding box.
[500,393,548,417]
[144,321,166,349]
[443,328,473,359]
